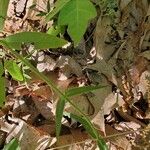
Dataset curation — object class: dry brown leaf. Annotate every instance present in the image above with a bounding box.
[55,55,83,78]
[94,16,116,60]
[129,57,149,85]
[119,0,132,10]
[65,95,94,116]
[0,117,55,150]
[32,95,54,120]
[37,55,56,72]
[105,124,132,150]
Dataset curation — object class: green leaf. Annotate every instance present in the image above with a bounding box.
[65,85,106,97]
[0,61,4,76]
[29,4,36,9]
[2,32,67,50]
[0,0,9,31]
[3,138,20,150]
[46,0,71,21]
[47,0,51,12]
[0,76,5,106]
[47,26,61,36]
[3,44,107,149]
[4,60,24,81]
[70,114,108,150]
[70,113,97,138]
[58,0,97,45]
[0,61,5,106]
[56,97,66,138]
[36,11,47,16]
[97,139,108,150]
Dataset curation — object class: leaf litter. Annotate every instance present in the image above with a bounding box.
[0,0,150,149]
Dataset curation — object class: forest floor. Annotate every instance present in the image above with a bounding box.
[0,0,150,150]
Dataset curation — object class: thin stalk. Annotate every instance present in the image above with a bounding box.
[9,49,100,141]
[0,40,105,148]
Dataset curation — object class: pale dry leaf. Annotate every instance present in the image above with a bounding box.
[94,16,116,60]
[105,124,132,150]
[55,55,83,78]
[37,55,56,72]
[129,57,149,86]
[103,92,124,115]
[91,109,105,134]
[25,0,47,20]
[137,71,150,95]
[4,0,52,33]
[0,117,54,150]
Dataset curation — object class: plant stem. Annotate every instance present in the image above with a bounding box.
[11,50,102,141]
[0,39,106,148]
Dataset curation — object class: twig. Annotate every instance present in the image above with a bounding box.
[46,127,150,150]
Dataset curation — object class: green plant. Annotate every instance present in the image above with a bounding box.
[0,0,9,31]
[3,138,20,150]
[0,0,109,149]
[0,61,5,106]
[46,0,97,46]
[99,0,118,17]
[10,42,108,149]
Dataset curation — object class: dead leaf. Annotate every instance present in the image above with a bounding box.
[55,55,83,78]
[65,95,94,116]
[0,117,55,150]
[94,16,116,60]
[105,124,132,150]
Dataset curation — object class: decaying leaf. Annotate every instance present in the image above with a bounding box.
[0,117,55,150]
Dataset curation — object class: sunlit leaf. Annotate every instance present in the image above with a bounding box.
[66,85,106,97]
[0,0,9,31]
[58,0,97,45]
[47,26,61,36]
[2,32,67,50]
[3,138,20,150]
[4,60,24,81]
[56,97,66,138]
[46,0,70,21]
